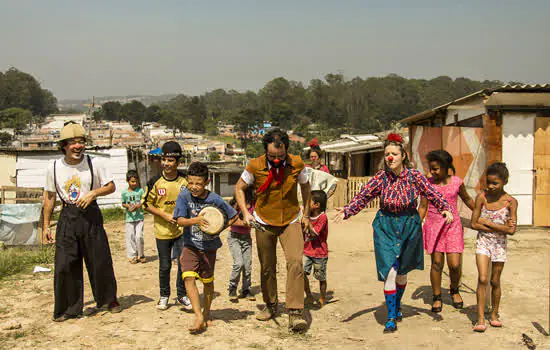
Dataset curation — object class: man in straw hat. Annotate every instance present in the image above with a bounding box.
[42,121,121,322]
[235,128,311,332]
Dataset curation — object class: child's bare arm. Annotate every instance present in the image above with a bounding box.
[177,216,207,227]
[418,196,428,222]
[507,197,518,235]
[145,205,176,224]
[471,194,493,232]
[226,215,238,227]
[458,183,475,211]
[478,197,517,234]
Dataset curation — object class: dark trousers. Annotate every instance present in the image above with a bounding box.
[156,235,186,298]
[54,203,117,318]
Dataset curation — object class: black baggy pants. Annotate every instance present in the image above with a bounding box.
[53,202,117,318]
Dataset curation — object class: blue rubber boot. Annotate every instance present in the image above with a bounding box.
[383,292,398,333]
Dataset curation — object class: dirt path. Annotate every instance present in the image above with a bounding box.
[0,210,548,349]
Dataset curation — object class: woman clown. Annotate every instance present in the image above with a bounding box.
[334,133,453,333]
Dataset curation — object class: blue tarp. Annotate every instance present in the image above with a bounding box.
[149,148,162,155]
[0,203,42,245]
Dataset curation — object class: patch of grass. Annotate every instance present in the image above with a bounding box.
[11,331,25,340]
[101,207,125,223]
[0,245,55,281]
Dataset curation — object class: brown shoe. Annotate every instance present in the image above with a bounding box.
[288,309,307,333]
[129,258,138,264]
[138,257,147,263]
[108,301,122,313]
[256,303,277,321]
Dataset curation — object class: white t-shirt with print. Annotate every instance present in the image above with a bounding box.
[44,156,114,204]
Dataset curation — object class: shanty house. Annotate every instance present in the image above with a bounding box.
[400,84,550,227]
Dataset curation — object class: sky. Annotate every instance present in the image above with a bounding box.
[0,0,549,99]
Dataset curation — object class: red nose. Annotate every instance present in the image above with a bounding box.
[388,156,394,162]
[273,159,280,165]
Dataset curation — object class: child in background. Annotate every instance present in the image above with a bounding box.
[142,141,191,311]
[471,162,517,332]
[227,187,256,302]
[418,150,475,313]
[121,170,146,264]
[174,162,237,334]
[303,190,329,307]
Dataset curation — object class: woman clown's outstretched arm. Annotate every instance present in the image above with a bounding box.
[333,171,384,223]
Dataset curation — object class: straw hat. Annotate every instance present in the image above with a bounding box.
[59,122,87,142]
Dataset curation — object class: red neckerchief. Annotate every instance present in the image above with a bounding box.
[256,159,285,194]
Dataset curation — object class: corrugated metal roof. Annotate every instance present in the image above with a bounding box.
[400,84,550,124]
[399,90,489,124]
[485,92,550,108]
[495,84,550,92]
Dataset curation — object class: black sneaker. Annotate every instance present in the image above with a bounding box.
[228,288,238,302]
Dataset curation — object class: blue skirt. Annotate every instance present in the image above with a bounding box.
[373,209,423,281]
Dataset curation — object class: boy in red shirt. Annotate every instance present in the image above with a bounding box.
[303,190,329,307]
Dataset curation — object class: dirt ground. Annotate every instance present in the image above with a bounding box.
[0,210,548,349]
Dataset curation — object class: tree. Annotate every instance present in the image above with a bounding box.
[0,131,12,146]
[94,101,122,121]
[0,107,33,131]
[208,152,221,161]
[0,68,58,117]
[120,100,146,126]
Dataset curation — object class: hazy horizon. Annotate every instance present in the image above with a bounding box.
[1,0,548,100]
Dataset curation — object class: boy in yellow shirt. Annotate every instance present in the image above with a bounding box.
[143,141,191,310]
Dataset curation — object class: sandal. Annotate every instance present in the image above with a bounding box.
[473,323,486,332]
[489,319,503,327]
[431,294,442,313]
[449,287,464,309]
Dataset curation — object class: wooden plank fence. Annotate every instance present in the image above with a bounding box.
[0,186,43,204]
[329,177,380,210]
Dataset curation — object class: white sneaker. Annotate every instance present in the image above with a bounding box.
[177,295,193,310]
[156,297,169,310]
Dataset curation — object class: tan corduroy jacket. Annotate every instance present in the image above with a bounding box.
[246,154,305,227]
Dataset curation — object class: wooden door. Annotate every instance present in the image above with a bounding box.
[534,117,550,226]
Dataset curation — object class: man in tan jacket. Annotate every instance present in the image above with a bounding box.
[235,128,311,332]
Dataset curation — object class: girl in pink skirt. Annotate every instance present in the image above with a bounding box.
[418,150,475,313]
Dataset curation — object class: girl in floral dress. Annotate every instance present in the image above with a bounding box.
[418,150,475,313]
[334,134,454,333]
[471,162,517,332]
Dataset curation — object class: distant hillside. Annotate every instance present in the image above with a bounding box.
[58,94,178,112]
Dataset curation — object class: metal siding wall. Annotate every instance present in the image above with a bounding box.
[411,125,442,173]
[16,149,128,209]
[502,113,535,225]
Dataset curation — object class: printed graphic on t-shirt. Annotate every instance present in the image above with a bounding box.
[189,201,217,242]
[157,188,166,196]
[127,193,140,203]
[64,175,81,203]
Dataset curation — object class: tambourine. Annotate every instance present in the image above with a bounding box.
[198,206,226,235]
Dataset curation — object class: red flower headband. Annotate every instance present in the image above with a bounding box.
[307,138,319,148]
[386,133,403,144]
